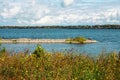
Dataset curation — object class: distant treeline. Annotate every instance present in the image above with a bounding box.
[0,25,120,29]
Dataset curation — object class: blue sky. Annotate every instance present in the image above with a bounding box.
[0,0,120,26]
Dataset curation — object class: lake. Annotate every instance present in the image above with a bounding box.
[0,28,120,55]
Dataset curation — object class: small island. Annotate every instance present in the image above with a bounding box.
[0,36,97,44]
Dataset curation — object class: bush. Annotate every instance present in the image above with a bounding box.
[32,44,45,58]
[66,36,87,44]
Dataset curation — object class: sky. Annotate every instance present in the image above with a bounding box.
[0,0,120,26]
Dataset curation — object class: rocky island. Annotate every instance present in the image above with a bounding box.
[0,37,97,44]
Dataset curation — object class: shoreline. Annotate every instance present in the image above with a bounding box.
[0,38,97,44]
[0,25,120,29]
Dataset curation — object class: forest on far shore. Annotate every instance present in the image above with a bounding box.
[0,25,120,29]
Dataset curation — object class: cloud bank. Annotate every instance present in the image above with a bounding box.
[0,0,120,26]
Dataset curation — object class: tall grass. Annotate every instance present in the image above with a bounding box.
[0,45,119,80]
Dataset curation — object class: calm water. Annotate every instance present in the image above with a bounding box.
[0,28,120,54]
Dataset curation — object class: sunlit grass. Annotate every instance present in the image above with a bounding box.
[0,45,120,80]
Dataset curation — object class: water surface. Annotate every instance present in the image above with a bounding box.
[0,28,120,54]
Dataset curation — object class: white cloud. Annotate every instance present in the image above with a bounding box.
[0,0,120,26]
[31,0,36,6]
[82,0,118,2]
[28,7,120,25]
[34,5,51,19]
[0,6,21,18]
[32,16,61,25]
[63,0,74,6]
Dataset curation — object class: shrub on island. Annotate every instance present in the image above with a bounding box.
[66,36,87,44]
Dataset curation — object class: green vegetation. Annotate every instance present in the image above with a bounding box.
[66,36,87,44]
[0,44,6,55]
[0,24,120,29]
[32,44,46,58]
[0,37,2,40]
[0,45,119,80]
[12,39,17,43]
[0,36,2,41]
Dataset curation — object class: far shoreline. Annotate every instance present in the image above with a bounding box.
[0,25,120,29]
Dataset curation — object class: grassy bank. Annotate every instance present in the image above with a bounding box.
[0,45,120,80]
